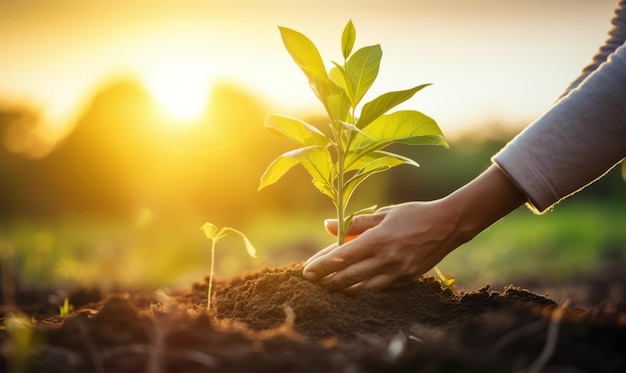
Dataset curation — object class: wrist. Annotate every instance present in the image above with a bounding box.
[442,165,527,244]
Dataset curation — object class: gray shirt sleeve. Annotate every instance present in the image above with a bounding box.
[562,0,626,95]
[492,1,626,214]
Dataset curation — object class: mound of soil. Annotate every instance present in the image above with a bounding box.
[2,263,625,372]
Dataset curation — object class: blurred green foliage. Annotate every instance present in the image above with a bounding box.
[442,201,626,289]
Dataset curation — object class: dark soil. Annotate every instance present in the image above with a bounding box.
[1,263,625,372]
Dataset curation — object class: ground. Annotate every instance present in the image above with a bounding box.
[1,263,625,373]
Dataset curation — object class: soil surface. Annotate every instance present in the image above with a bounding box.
[1,263,625,372]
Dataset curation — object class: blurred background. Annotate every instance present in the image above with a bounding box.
[1,0,624,298]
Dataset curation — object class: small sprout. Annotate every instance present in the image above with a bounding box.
[201,223,257,312]
[59,296,72,318]
[434,266,455,288]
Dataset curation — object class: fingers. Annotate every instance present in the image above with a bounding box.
[301,236,421,292]
[302,235,374,282]
[315,269,418,294]
[323,219,339,236]
[318,265,410,293]
[324,212,386,236]
[302,201,453,293]
[316,256,384,290]
[304,204,416,291]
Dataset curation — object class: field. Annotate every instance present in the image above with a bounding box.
[2,199,626,372]
[2,198,626,292]
[2,262,625,372]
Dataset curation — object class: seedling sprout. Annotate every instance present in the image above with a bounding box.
[59,297,71,318]
[434,266,455,288]
[201,223,257,312]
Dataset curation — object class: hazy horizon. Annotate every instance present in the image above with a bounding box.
[0,0,619,143]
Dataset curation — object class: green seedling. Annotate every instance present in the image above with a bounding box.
[201,223,257,312]
[59,296,72,318]
[434,266,455,288]
[259,20,448,245]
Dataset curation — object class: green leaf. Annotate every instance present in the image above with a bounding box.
[435,266,455,288]
[352,110,448,152]
[357,153,420,174]
[328,65,353,121]
[312,179,335,199]
[344,151,378,172]
[333,120,363,135]
[342,153,419,206]
[442,279,455,287]
[341,20,356,59]
[279,26,331,105]
[353,204,378,216]
[223,227,258,258]
[346,45,382,105]
[326,82,352,122]
[265,115,329,146]
[357,84,431,129]
[345,150,418,173]
[292,146,335,198]
[341,168,384,207]
[329,120,364,154]
[329,64,351,94]
[342,172,377,203]
[201,223,221,241]
[258,146,335,199]
[258,155,300,191]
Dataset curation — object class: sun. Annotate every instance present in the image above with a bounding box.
[143,61,211,123]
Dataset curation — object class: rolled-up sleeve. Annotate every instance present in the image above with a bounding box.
[493,43,626,213]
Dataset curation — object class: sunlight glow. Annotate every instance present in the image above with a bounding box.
[143,61,211,124]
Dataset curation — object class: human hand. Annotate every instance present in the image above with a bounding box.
[302,200,464,292]
[301,165,527,293]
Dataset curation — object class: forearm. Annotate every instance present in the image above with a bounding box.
[441,165,527,245]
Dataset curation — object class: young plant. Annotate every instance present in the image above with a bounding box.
[259,20,448,245]
[434,266,455,288]
[59,296,72,318]
[201,223,257,312]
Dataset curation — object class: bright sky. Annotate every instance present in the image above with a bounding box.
[0,0,619,140]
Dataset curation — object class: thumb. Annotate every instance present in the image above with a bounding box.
[324,213,385,237]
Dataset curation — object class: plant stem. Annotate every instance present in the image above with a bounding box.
[207,240,216,312]
[336,107,356,246]
[336,141,347,246]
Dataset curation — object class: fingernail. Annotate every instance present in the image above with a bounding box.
[303,271,318,282]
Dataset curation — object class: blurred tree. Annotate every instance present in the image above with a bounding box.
[0,78,329,226]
